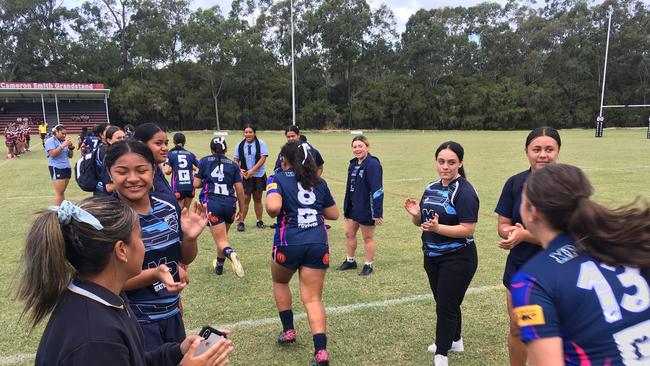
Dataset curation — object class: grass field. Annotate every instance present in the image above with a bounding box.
[0,128,649,365]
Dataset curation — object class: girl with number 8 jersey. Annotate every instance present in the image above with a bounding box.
[194,137,246,278]
[266,141,339,366]
[511,163,650,366]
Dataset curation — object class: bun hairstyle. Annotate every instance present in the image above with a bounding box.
[173,132,186,146]
[435,141,466,178]
[134,122,163,143]
[285,125,300,136]
[17,196,137,327]
[280,141,319,190]
[211,136,227,154]
[104,139,156,171]
[525,164,650,267]
[525,126,561,149]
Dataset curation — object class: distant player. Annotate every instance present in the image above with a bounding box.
[4,123,16,159]
[266,141,339,366]
[273,126,324,176]
[512,163,650,366]
[38,121,48,147]
[194,137,245,278]
[166,133,199,210]
[233,125,269,231]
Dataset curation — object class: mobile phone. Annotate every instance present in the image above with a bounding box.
[194,325,227,356]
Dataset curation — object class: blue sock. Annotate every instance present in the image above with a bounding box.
[223,247,233,258]
[279,310,294,332]
[313,333,327,352]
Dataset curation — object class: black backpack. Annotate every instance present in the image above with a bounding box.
[74,148,100,192]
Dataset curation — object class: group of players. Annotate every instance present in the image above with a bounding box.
[16,121,650,366]
[3,119,32,159]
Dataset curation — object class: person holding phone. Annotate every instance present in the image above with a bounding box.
[266,141,339,366]
[511,164,650,366]
[45,124,75,205]
[17,196,233,366]
[105,139,208,351]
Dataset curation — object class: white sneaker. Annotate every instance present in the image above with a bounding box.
[427,338,464,353]
[230,252,245,278]
[434,354,448,366]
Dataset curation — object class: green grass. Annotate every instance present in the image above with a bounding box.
[1,128,649,365]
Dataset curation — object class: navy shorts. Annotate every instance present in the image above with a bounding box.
[243,174,267,194]
[139,312,186,352]
[345,215,375,227]
[204,199,236,226]
[48,166,71,180]
[175,190,195,200]
[272,244,330,270]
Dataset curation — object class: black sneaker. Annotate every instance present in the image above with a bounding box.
[212,259,224,275]
[237,222,245,232]
[337,259,357,271]
[256,220,265,229]
[359,264,374,276]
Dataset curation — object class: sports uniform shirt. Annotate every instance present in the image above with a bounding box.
[234,139,269,177]
[271,170,335,247]
[274,142,325,172]
[511,233,650,365]
[36,278,183,366]
[419,177,479,256]
[167,147,199,193]
[343,154,383,222]
[44,136,71,168]
[195,154,242,205]
[38,124,48,134]
[495,170,542,266]
[126,192,183,323]
[83,135,100,151]
[153,165,181,215]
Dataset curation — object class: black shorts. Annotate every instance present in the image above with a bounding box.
[204,199,236,226]
[175,190,195,200]
[25,135,30,141]
[40,133,46,140]
[272,244,330,270]
[5,141,15,147]
[49,166,71,180]
[243,175,267,194]
[345,215,375,227]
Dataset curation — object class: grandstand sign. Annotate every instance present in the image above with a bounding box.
[0,82,105,90]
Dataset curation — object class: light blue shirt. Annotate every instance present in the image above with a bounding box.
[44,136,71,169]
[234,139,269,177]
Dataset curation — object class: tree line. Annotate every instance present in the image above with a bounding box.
[1,0,648,130]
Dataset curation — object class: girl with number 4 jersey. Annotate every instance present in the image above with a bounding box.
[194,137,245,278]
[512,163,650,366]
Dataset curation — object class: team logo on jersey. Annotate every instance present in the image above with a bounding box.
[513,305,545,327]
[209,214,219,224]
[163,214,179,232]
[275,251,286,264]
[175,192,181,199]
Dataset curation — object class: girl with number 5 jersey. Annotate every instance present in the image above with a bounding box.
[266,141,339,366]
[194,137,245,278]
[511,163,650,366]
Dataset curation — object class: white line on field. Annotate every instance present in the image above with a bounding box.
[0,284,501,365]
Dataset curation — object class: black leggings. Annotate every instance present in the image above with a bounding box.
[423,244,478,356]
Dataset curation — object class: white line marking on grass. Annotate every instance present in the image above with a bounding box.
[581,165,650,172]
[0,285,501,365]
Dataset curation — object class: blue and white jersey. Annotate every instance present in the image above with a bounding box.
[419,177,479,256]
[511,234,650,366]
[83,134,100,152]
[167,147,199,193]
[44,136,71,169]
[195,154,242,205]
[126,192,182,323]
[271,170,335,247]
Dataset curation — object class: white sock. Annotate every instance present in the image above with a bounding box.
[365,262,373,267]
[346,256,355,262]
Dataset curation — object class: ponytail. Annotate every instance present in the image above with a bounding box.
[280,142,319,190]
[525,164,650,267]
[17,197,136,327]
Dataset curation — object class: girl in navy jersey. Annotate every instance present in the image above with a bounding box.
[338,135,383,276]
[512,164,650,366]
[94,126,126,195]
[494,126,561,366]
[105,140,208,351]
[167,133,199,210]
[266,141,339,366]
[194,137,245,278]
[18,196,232,366]
[134,123,180,214]
[404,141,479,366]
